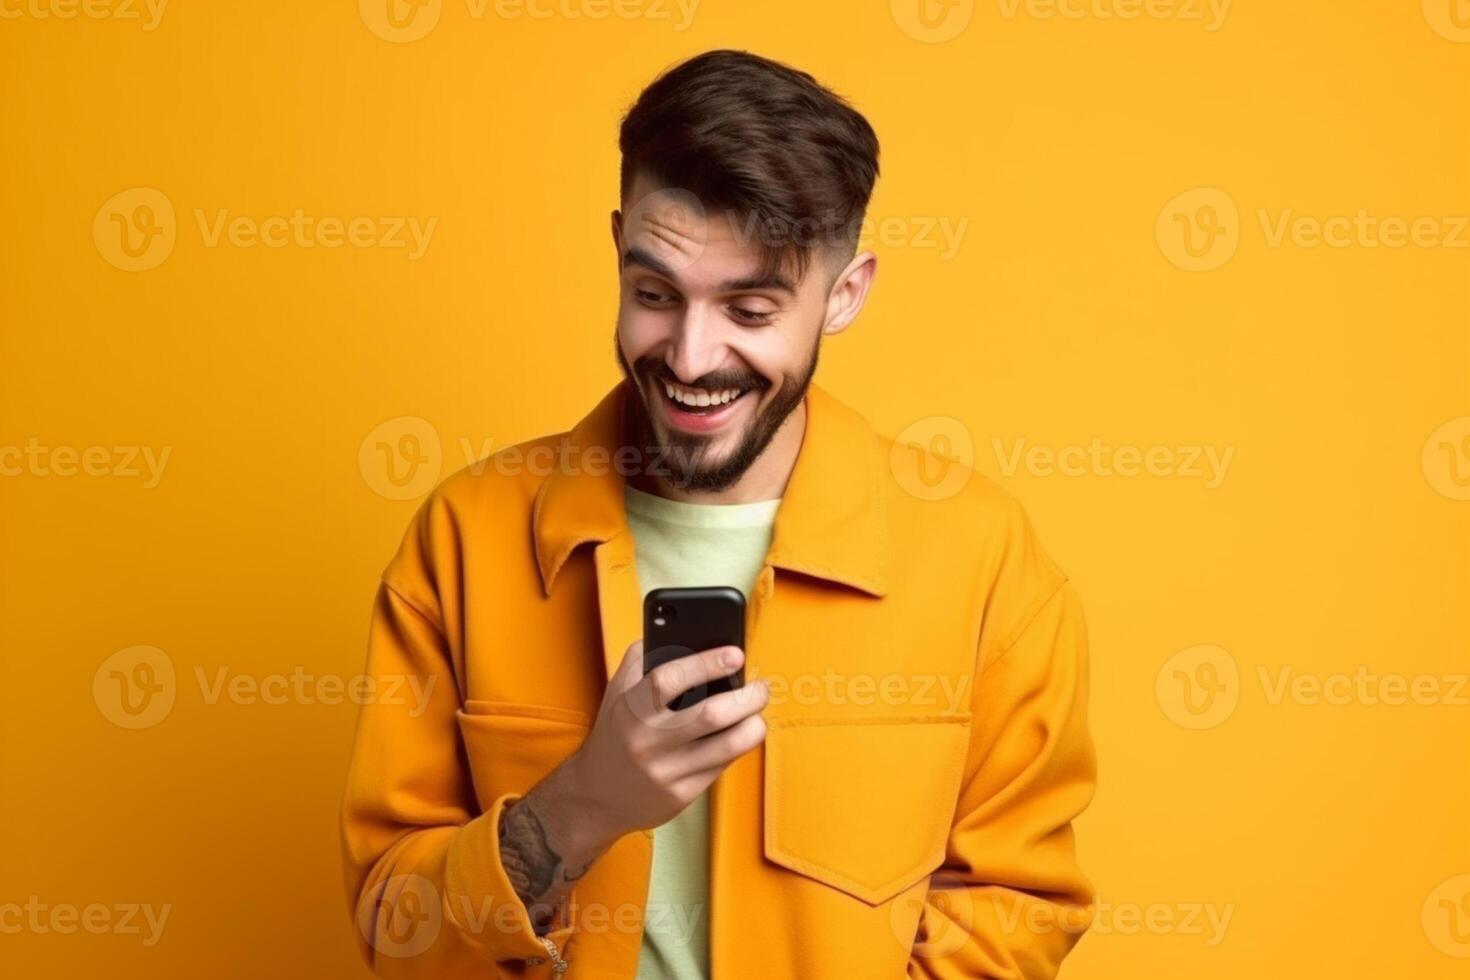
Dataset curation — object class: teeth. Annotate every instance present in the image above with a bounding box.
[662,381,743,408]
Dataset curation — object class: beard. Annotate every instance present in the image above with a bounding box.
[615,329,821,494]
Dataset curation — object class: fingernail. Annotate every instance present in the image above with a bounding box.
[723,648,741,668]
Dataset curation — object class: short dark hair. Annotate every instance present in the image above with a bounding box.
[618,49,880,283]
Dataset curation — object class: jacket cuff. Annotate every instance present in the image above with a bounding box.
[443,792,577,965]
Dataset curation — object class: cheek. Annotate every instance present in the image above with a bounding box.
[729,330,813,388]
[617,300,671,360]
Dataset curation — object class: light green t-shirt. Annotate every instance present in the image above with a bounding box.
[624,483,780,980]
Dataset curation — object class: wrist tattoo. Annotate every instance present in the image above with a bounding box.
[499,798,591,931]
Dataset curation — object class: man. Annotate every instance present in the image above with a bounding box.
[342,49,1096,979]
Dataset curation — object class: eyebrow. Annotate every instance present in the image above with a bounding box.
[621,245,797,295]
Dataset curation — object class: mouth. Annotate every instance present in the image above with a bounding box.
[656,378,758,434]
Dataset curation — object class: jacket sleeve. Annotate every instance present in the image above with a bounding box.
[339,577,575,977]
[907,579,1098,979]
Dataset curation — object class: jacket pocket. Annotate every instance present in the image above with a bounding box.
[460,698,594,727]
[455,701,591,808]
[762,712,972,906]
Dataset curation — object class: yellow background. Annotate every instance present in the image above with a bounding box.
[1,1,1466,976]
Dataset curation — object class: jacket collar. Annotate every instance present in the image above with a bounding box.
[532,380,889,598]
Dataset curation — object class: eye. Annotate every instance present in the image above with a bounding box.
[727,304,775,325]
[635,288,677,308]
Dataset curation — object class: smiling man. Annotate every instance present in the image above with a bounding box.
[342,49,1097,980]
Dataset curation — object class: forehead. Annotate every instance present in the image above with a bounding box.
[621,173,798,293]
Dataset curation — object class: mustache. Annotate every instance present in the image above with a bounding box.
[636,361,766,394]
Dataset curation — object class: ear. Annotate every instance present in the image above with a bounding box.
[610,209,624,265]
[821,250,878,337]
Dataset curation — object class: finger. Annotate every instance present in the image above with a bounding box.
[664,712,768,778]
[665,677,770,742]
[642,645,744,713]
[668,761,726,801]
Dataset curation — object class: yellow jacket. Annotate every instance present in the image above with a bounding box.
[341,382,1096,979]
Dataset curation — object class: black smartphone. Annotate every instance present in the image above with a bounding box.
[642,586,746,710]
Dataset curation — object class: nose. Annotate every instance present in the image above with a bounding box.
[665,305,727,385]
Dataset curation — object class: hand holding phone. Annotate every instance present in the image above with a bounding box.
[642,586,746,710]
